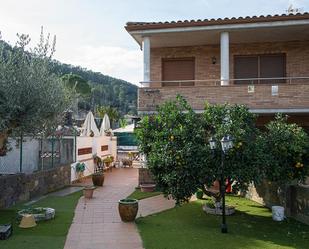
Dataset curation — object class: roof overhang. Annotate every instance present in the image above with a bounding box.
[126,15,309,48]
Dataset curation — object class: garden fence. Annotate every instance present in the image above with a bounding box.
[0,136,75,174]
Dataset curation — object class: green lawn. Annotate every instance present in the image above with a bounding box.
[136,195,309,249]
[0,191,82,249]
[127,188,162,200]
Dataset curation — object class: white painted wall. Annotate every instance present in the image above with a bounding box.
[70,135,117,182]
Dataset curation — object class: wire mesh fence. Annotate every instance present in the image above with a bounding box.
[0,136,75,174]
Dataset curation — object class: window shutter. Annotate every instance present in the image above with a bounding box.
[234,56,258,84]
[260,54,285,84]
[162,58,195,87]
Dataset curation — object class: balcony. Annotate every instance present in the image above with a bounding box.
[138,77,309,114]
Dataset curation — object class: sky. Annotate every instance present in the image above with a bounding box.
[0,0,308,86]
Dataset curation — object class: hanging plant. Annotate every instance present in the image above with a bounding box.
[76,162,86,172]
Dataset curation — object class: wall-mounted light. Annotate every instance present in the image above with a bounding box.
[211,56,217,64]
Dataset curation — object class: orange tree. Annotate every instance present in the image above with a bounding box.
[136,96,309,204]
[136,96,206,204]
[257,115,309,184]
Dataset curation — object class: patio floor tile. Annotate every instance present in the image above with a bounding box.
[64,168,175,249]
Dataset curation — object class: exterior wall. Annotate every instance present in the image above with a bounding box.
[138,83,309,112]
[0,164,71,208]
[150,40,309,84]
[245,182,309,225]
[71,136,117,182]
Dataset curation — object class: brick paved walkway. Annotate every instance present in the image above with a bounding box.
[64,168,175,249]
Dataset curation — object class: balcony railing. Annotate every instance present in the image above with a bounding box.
[140,76,309,88]
[138,76,309,113]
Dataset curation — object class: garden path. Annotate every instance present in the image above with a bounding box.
[64,168,174,249]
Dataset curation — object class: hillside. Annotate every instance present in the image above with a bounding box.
[0,39,138,115]
[51,61,138,115]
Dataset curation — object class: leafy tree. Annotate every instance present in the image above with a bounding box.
[119,118,128,128]
[61,73,91,96]
[201,103,261,194]
[258,115,309,184]
[0,29,72,155]
[136,96,309,204]
[96,105,120,128]
[136,96,206,204]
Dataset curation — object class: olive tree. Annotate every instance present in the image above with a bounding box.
[0,29,72,155]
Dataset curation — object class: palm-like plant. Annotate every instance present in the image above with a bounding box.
[96,106,120,128]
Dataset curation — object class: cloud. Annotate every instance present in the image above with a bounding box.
[58,45,143,86]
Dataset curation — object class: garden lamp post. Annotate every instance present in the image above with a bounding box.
[209,135,233,233]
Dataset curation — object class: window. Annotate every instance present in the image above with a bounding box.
[234,54,285,84]
[162,58,195,87]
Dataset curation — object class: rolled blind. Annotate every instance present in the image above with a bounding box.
[162,58,195,87]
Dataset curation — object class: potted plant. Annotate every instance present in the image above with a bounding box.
[118,198,138,222]
[92,171,104,186]
[92,157,104,186]
[75,162,86,179]
[103,156,113,171]
[83,186,95,198]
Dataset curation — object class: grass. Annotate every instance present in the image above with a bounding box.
[136,195,309,249]
[0,191,82,249]
[127,188,162,200]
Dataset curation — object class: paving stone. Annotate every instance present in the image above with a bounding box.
[64,168,175,249]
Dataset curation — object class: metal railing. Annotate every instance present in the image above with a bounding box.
[140,76,309,87]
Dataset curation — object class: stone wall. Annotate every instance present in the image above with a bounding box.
[245,182,309,225]
[290,185,309,225]
[138,168,155,185]
[0,165,71,208]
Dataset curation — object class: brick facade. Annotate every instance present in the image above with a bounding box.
[139,83,309,111]
[139,40,309,114]
[150,40,309,83]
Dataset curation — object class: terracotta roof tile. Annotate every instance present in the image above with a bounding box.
[125,12,309,31]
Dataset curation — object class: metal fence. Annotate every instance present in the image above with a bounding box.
[0,136,75,174]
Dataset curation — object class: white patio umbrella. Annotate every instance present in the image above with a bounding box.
[100,114,111,135]
[81,111,100,137]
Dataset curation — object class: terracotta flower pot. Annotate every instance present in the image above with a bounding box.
[140,184,156,192]
[92,173,104,186]
[118,199,138,222]
[83,186,95,199]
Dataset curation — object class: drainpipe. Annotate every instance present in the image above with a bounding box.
[142,36,150,87]
[220,32,229,86]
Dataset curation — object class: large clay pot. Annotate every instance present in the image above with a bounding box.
[140,184,156,192]
[83,186,95,199]
[118,199,138,222]
[92,173,104,186]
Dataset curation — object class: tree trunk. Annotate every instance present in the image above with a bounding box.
[0,131,8,156]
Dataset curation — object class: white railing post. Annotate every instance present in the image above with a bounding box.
[220,32,229,86]
[142,36,150,87]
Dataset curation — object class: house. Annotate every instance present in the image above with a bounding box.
[125,13,309,130]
